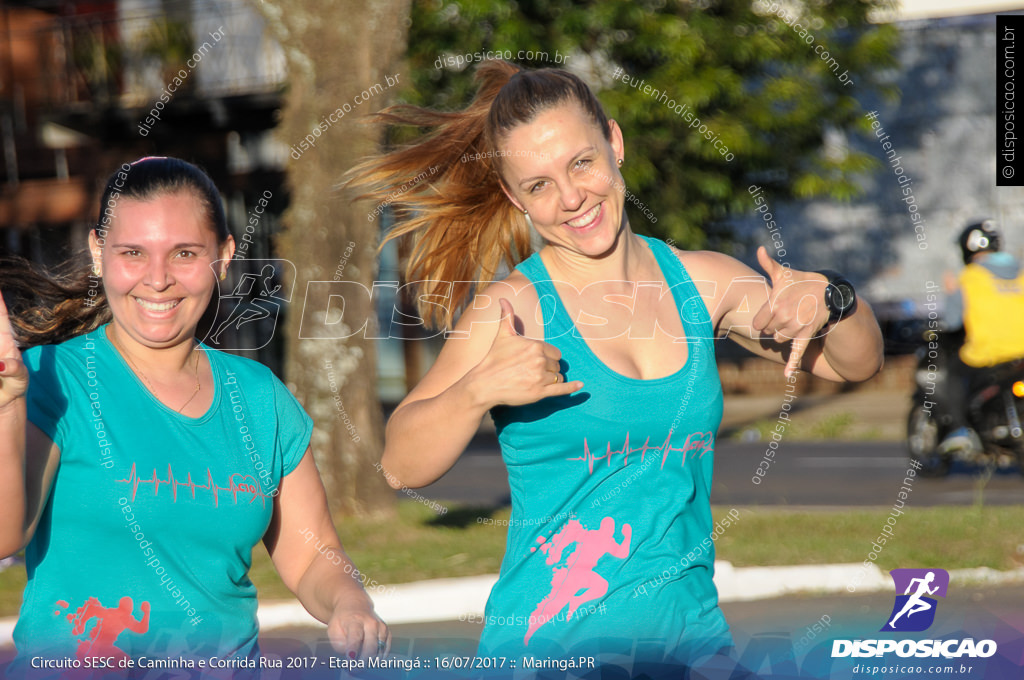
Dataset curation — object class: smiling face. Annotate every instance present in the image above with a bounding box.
[498,102,626,260]
[89,190,234,349]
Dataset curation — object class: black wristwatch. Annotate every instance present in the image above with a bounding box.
[816,269,857,327]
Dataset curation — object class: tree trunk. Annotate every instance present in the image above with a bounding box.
[254,0,410,517]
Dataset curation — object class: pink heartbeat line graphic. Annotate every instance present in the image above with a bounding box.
[569,431,715,473]
[116,463,274,507]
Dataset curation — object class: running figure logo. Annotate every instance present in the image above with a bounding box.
[203,259,295,350]
[524,517,631,645]
[881,568,949,632]
[55,596,150,662]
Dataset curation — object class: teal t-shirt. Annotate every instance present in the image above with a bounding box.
[13,324,312,666]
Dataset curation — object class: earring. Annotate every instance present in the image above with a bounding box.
[523,209,535,230]
[220,271,227,281]
[617,158,623,167]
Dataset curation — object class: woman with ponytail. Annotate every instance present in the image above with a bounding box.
[0,157,389,673]
[354,60,883,674]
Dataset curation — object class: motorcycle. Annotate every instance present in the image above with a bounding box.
[906,329,1024,477]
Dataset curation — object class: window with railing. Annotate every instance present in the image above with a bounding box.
[3,0,286,110]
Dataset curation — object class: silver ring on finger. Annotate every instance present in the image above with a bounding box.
[378,639,386,652]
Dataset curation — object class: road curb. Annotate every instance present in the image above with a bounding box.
[254,562,1024,631]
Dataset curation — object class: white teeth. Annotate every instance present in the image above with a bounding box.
[134,297,180,312]
[567,203,601,228]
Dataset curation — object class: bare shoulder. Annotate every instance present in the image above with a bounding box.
[478,269,538,301]
[669,247,762,294]
[400,270,542,405]
[666,246,766,328]
[670,247,757,281]
[453,269,544,339]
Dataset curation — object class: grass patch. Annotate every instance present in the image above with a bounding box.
[730,417,798,441]
[857,426,884,441]
[248,501,511,601]
[0,563,26,617]
[805,412,855,439]
[716,505,1024,571]
[2,503,1021,618]
[729,411,891,442]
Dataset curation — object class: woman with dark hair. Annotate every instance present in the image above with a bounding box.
[351,61,883,672]
[0,157,389,671]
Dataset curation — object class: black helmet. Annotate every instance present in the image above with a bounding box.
[958,220,1001,264]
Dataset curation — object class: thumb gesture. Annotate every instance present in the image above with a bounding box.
[496,297,520,338]
[756,246,789,287]
[751,247,829,378]
[468,297,584,409]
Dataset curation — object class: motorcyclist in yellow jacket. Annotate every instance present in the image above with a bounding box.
[940,220,1024,453]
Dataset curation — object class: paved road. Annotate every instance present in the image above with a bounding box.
[417,434,1023,507]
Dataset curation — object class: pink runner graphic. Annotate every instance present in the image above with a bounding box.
[525,517,631,645]
[56,596,150,662]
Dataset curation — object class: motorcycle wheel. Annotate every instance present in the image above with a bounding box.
[1010,406,1024,477]
[906,404,951,477]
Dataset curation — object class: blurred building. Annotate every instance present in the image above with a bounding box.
[735,5,1024,354]
[0,0,292,368]
[0,0,423,394]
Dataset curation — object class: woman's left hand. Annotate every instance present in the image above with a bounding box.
[751,246,831,377]
[327,602,391,660]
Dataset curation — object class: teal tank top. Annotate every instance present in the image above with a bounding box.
[478,235,732,666]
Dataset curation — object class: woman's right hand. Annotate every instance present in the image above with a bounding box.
[462,298,582,409]
[0,291,28,410]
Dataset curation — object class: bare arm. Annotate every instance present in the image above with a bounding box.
[381,280,582,488]
[0,290,61,557]
[264,447,389,659]
[7,423,60,555]
[0,399,27,558]
[683,247,883,382]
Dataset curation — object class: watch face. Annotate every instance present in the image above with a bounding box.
[830,280,856,313]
